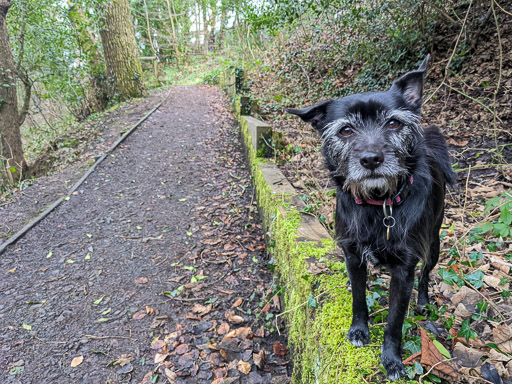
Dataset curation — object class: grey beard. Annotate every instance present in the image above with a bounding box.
[345,176,400,200]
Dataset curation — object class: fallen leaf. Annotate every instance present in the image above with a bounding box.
[273,341,288,357]
[140,371,154,384]
[21,323,32,331]
[403,352,422,365]
[493,324,512,344]
[101,307,111,315]
[70,356,84,368]
[167,275,185,283]
[151,340,166,350]
[191,303,213,316]
[448,138,469,146]
[218,322,230,335]
[225,310,244,324]
[164,368,177,381]
[306,262,329,275]
[454,303,473,319]
[154,353,168,364]
[451,286,481,306]
[223,243,236,251]
[488,348,510,362]
[231,298,243,308]
[132,310,146,320]
[175,344,189,355]
[151,317,167,328]
[145,306,157,315]
[491,256,511,274]
[185,312,202,320]
[420,328,458,379]
[254,327,265,338]
[481,362,504,384]
[237,360,251,375]
[253,349,265,369]
[453,343,484,368]
[222,327,253,342]
[114,354,133,366]
[272,294,281,310]
[484,275,504,290]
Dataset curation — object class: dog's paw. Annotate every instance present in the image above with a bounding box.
[382,355,406,382]
[346,326,370,347]
[414,303,426,315]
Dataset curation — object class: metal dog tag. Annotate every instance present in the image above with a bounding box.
[382,202,396,240]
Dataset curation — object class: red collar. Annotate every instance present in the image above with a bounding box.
[354,175,414,206]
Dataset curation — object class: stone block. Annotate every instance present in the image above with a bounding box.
[257,163,296,196]
[242,116,272,154]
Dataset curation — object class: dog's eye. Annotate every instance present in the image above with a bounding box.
[386,120,401,130]
[339,126,353,137]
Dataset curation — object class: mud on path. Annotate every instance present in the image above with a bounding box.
[0,86,290,384]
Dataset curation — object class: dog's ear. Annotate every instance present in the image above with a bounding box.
[391,54,430,113]
[287,100,333,130]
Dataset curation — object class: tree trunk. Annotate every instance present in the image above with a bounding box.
[100,0,146,101]
[164,0,181,65]
[69,5,108,114]
[202,1,208,54]
[0,0,27,184]
[218,0,229,49]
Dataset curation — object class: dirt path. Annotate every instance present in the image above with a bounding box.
[0,86,290,384]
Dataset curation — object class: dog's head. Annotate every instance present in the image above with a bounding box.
[288,55,430,200]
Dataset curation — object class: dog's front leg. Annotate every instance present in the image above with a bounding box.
[345,250,370,347]
[381,263,415,381]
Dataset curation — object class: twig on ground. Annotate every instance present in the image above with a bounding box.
[418,358,455,383]
[491,0,503,149]
[84,334,133,340]
[462,277,506,322]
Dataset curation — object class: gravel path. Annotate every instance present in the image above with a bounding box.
[0,85,290,384]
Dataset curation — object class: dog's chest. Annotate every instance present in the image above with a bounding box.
[361,246,383,266]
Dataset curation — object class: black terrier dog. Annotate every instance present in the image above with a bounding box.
[288,55,454,381]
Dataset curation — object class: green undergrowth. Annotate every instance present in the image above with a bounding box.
[235,93,415,383]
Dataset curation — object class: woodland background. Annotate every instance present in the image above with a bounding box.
[1,0,512,383]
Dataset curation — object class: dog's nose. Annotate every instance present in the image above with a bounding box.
[360,151,384,170]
